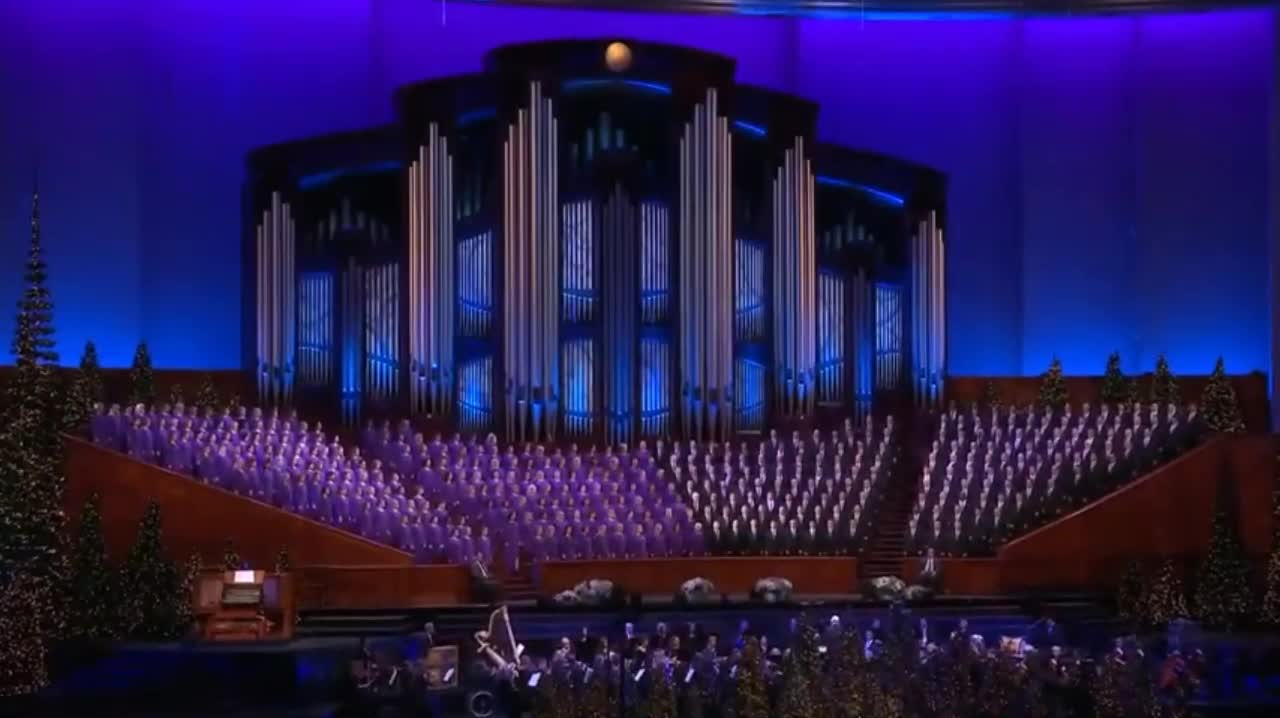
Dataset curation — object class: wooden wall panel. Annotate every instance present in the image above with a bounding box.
[296,565,470,610]
[538,557,858,596]
[945,373,1270,433]
[0,366,248,407]
[63,436,411,569]
[997,436,1274,592]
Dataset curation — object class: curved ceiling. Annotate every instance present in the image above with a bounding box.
[454,0,1270,18]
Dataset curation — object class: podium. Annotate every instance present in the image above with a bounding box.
[194,570,296,641]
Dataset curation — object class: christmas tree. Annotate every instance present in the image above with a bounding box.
[1193,481,1254,629]
[1116,560,1145,624]
[64,341,104,433]
[274,546,291,574]
[0,574,49,697]
[1126,377,1142,404]
[222,539,242,571]
[1100,352,1128,404]
[68,493,118,641]
[118,502,183,640]
[580,662,616,718]
[0,188,71,696]
[168,383,185,408]
[734,638,771,718]
[778,649,815,718]
[1261,541,1280,626]
[1037,357,1068,410]
[1140,559,1189,628]
[982,380,1002,408]
[195,374,219,412]
[129,342,155,406]
[642,661,677,718]
[1201,357,1246,434]
[174,553,202,641]
[1149,354,1180,406]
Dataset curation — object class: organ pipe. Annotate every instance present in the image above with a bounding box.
[255,191,296,407]
[911,210,946,408]
[341,256,364,424]
[640,202,669,324]
[503,82,560,443]
[850,268,874,423]
[817,271,846,405]
[771,136,817,419]
[408,126,456,417]
[641,338,671,438]
[364,263,399,403]
[678,89,733,442]
[601,184,638,445]
[298,273,334,387]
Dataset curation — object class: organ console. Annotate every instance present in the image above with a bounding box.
[194,569,295,641]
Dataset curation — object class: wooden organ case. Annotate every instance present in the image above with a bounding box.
[195,570,296,641]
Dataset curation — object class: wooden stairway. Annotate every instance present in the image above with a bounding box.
[861,411,931,579]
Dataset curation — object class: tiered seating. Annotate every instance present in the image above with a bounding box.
[907,401,1207,556]
[91,403,894,571]
[675,417,897,556]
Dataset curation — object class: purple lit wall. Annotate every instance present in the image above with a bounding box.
[0,2,1272,380]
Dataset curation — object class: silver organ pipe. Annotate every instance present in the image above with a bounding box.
[459,355,494,433]
[363,263,399,404]
[458,231,494,336]
[561,200,595,323]
[678,89,733,442]
[771,137,817,420]
[734,358,766,432]
[734,240,764,341]
[408,126,456,417]
[640,202,669,324]
[561,339,595,437]
[298,273,334,387]
[641,338,671,438]
[875,283,903,392]
[601,185,637,445]
[341,256,364,424]
[911,210,946,408]
[255,191,296,407]
[817,270,845,406]
[503,82,560,443]
[850,268,874,423]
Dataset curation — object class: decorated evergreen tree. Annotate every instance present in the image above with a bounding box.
[1126,377,1142,404]
[222,539,242,571]
[1193,481,1254,629]
[1140,559,1189,629]
[118,502,183,640]
[0,574,49,697]
[579,662,616,718]
[67,493,118,641]
[982,380,1002,408]
[168,383,185,408]
[734,638,771,718]
[274,546,291,574]
[0,188,71,695]
[1201,357,1246,434]
[128,342,155,406]
[642,661,677,718]
[195,374,219,412]
[79,341,104,404]
[1101,352,1127,404]
[1149,354,1180,406]
[1037,357,1068,410]
[174,553,201,640]
[1261,541,1280,627]
[1116,559,1145,624]
[779,619,826,718]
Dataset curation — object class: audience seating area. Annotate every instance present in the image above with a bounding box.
[90,404,895,573]
[907,401,1207,557]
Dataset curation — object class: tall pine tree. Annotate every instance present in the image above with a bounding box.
[0,188,70,695]
[118,502,183,640]
[1193,480,1254,629]
[1116,559,1145,624]
[195,373,219,412]
[734,638,771,718]
[1149,354,1180,406]
[68,493,118,641]
[982,380,1002,408]
[1261,542,1280,626]
[129,342,155,407]
[1101,352,1128,404]
[1140,559,1189,629]
[1037,357,1068,410]
[1201,357,1246,434]
[0,574,49,697]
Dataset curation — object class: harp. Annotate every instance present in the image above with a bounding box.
[475,606,524,673]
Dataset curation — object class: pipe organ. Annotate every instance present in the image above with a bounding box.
[817,270,845,406]
[255,192,296,406]
[246,40,945,435]
[911,210,946,408]
[678,88,734,442]
[502,81,560,443]
[408,126,455,417]
[297,273,334,388]
[771,137,817,419]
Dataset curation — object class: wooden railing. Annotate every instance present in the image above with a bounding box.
[538,556,859,596]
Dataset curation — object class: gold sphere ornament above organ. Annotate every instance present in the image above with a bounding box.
[605,42,633,72]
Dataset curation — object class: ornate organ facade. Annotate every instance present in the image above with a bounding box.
[245,40,947,440]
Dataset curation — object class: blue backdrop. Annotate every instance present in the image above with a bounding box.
[0,2,1272,378]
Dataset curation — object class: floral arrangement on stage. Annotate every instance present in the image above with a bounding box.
[679,577,718,604]
[752,576,794,603]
